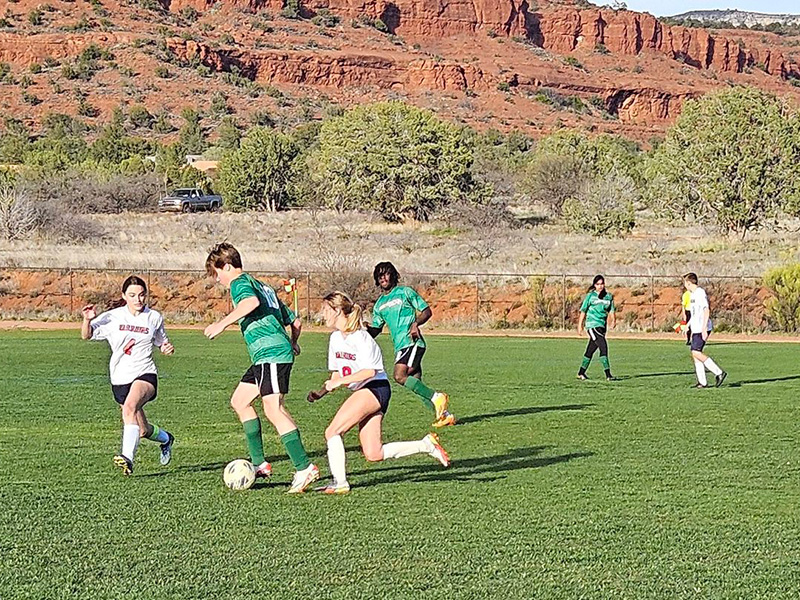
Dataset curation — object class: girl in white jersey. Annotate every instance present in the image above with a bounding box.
[81,276,176,475]
[309,291,450,494]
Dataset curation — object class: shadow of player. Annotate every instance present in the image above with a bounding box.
[457,403,594,426]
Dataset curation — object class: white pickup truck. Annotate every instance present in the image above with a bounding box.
[158,188,222,213]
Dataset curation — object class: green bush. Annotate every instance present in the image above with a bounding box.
[562,172,636,236]
[763,264,800,332]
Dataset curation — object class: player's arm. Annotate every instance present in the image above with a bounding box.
[607,299,616,330]
[577,311,585,333]
[289,317,302,355]
[80,304,96,340]
[325,368,376,391]
[367,325,382,338]
[204,296,259,340]
[155,319,174,355]
[368,307,385,338]
[410,306,432,341]
[702,306,710,339]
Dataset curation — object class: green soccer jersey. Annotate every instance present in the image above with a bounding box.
[230,273,296,365]
[580,290,615,329]
[372,285,429,352]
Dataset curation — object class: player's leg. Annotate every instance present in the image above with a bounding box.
[132,375,175,465]
[114,379,156,474]
[594,328,614,380]
[256,363,317,493]
[691,342,726,388]
[395,346,454,426]
[230,378,271,477]
[578,331,599,379]
[319,389,382,493]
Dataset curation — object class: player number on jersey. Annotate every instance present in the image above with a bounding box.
[260,284,280,309]
[342,366,352,376]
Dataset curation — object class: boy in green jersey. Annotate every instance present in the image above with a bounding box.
[204,243,318,494]
[367,262,456,427]
[577,274,616,381]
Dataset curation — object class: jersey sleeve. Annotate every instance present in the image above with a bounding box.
[279,300,296,326]
[580,294,591,313]
[230,276,256,306]
[371,305,385,328]
[407,288,429,312]
[355,332,384,371]
[153,314,168,347]
[698,289,710,310]
[90,311,114,341]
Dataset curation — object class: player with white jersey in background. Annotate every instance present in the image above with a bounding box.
[81,275,175,475]
[309,291,450,494]
[683,272,727,389]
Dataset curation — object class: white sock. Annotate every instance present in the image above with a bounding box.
[382,439,428,460]
[326,435,348,486]
[121,424,140,461]
[694,359,707,386]
[704,358,722,376]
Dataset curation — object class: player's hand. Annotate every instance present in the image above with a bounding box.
[81,304,96,321]
[324,378,340,392]
[160,341,175,355]
[291,341,301,356]
[410,323,421,340]
[702,330,708,341]
[204,322,225,340]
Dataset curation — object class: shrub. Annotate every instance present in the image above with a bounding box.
[28,9,43,25]
[562,172,637,236]
[311,9,339,27]
[0,186,37,241]
[763,264,800,332]
[128,105,153,129]
[522,154,588,216]
[180,6,199,22]
[154,65,171,79]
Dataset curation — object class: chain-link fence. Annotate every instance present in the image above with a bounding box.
[0,268,776,333]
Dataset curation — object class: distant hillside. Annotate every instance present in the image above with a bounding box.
[669,9,800,27]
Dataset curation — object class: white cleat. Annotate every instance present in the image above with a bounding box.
[287,463,320,494]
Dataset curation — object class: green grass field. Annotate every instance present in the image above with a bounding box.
[1,331,799,599]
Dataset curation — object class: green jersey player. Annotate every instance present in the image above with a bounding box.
[204,243,318,494]
[577,274,616,381]
[367,262,455,427]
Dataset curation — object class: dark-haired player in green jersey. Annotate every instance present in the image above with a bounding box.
[577,274,616,381]
[367,262,456,427]
[204,242,319,494]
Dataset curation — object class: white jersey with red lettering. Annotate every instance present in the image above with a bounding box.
[90,306,168,385]
[327,329,388,391]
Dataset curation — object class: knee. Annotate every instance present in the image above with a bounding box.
[363,447,383,462]
[121,402,136,421]
[324,425,340,440]
[393,372,408,385]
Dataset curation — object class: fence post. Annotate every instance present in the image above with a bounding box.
[740,276,745,333]
[474,274,480,328]
[562,274,567,330]
[69,269,74,315]
[306,271,312,324]
[649,275,655,331]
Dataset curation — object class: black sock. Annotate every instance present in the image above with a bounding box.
[604,369,612,378]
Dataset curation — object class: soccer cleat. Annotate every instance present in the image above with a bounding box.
[606,376,617,381]
[113,454,133,476]
[254,461,272,479]
[715,371,728,388]
[424,433,450,467]
[314,482,351,495]
[159,433,175,466]
[432,412,457,428]
[577,374,589,380]
[287,463,319,494]
[694,383,708,389]
[431,392,450,421]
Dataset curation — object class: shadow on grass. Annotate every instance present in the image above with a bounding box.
[457,403,594,426]
[727,374,800,388]
[137,461,228,478]
[622,371,693,380]
[348,445,594,488]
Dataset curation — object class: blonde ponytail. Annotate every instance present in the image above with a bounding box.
[323,291,364,332]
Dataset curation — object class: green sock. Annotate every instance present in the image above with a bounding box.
[281,429,311,471]
[242,418,265,465]
[404,376,435,412]
[581,357,591,370]
[600,356,610,371]
[145,425,160,441]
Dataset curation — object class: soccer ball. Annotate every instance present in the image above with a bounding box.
[223,459,256,491]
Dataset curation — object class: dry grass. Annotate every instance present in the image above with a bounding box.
[0,209,796,277]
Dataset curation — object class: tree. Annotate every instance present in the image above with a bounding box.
[177,108,206,155]
[215,116,241,151]
[644,87,800,237]
[307,101,486,220]
[217,127,299,211]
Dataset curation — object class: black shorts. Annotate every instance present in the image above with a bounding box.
[241,363,292,396]
[690,333,708,352]
[112,373,158,405]
[361,379,391,414]
[395,343,425,372]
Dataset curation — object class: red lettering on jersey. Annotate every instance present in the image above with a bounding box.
[335,351,356,361]
[123,339,136,355]
[118,324,150,334]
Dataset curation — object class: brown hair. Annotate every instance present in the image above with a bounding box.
[323,291,363,333]
[110,275,147,309]
[683,272,698,285]
[205,242,242,277]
